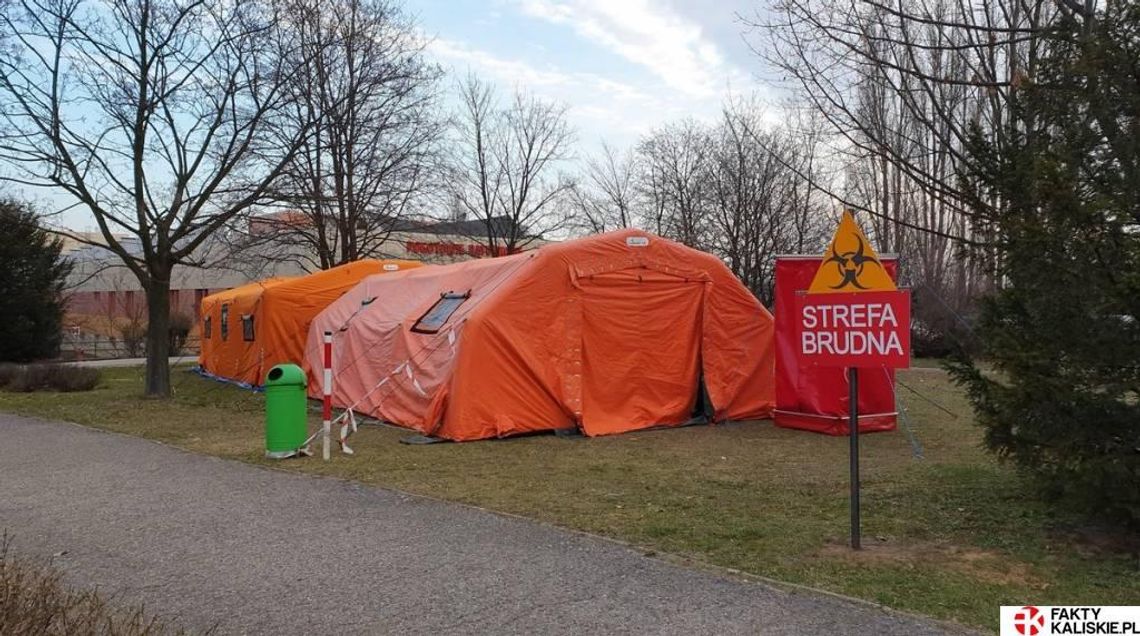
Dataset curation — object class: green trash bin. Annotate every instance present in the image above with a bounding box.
[264,363,308,459]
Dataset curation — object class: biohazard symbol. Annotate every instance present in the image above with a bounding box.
[824,235,878,290]
[808,210,895,293]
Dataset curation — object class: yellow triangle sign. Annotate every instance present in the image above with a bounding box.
[808,211,895,293]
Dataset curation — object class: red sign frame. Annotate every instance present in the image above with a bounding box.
[795,290,911,368]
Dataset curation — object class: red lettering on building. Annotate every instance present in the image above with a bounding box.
[404,241,516,258]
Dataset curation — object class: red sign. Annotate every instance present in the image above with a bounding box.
[795,290,910,368]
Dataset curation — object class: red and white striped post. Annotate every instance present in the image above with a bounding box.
[322,331,333,462]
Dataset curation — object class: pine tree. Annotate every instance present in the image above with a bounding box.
[949,4,1140,530]
[0,199,73,362]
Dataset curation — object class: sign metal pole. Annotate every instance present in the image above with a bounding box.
[794,210,909,552]
[849,366,861,550]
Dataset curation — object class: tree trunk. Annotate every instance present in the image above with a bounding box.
[144,272,172,397]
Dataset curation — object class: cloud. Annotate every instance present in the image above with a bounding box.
[513,0,743,98]
[430,38,577,89]
[428,37,683,146]
[425,35,774,153]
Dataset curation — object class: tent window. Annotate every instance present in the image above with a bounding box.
[242,315,255,341]
[203,316,212,339]
[412,291,470,334]
[220,304,229,341]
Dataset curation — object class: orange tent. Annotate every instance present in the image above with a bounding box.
[306,230,775,441]
[198,259,421,386]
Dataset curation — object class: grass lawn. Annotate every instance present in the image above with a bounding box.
[2,365,1137,631]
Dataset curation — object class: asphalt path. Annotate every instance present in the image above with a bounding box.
[0,414,969,635]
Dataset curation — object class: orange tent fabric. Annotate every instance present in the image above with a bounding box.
[198,259,421,386]
[306,230,775,441]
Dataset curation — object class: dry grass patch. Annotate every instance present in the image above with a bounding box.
[0,537,200,635]
[818,542,1051,589]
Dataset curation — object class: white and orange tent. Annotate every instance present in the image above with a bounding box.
[306,229,775,441]
[198,259,421,386]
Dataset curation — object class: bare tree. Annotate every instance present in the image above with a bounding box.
[753,0,1057,249]
[447,75,576,254]
[750,0,1060,326]
[705,100,830,302]
[627,99,829,302]
[257,0,444,270]
[567,142,635,234]
[0,0,314,395]
[777,101,832,255]
[101,272,148,358]
[705,103,776,298]
[635,119,712,249]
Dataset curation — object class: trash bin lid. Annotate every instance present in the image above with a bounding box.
[264,363,306,387]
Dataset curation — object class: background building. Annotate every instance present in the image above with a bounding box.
[60,215,542,358]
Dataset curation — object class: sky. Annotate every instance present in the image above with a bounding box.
[47,0,775,230]
[415,0,774,153]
